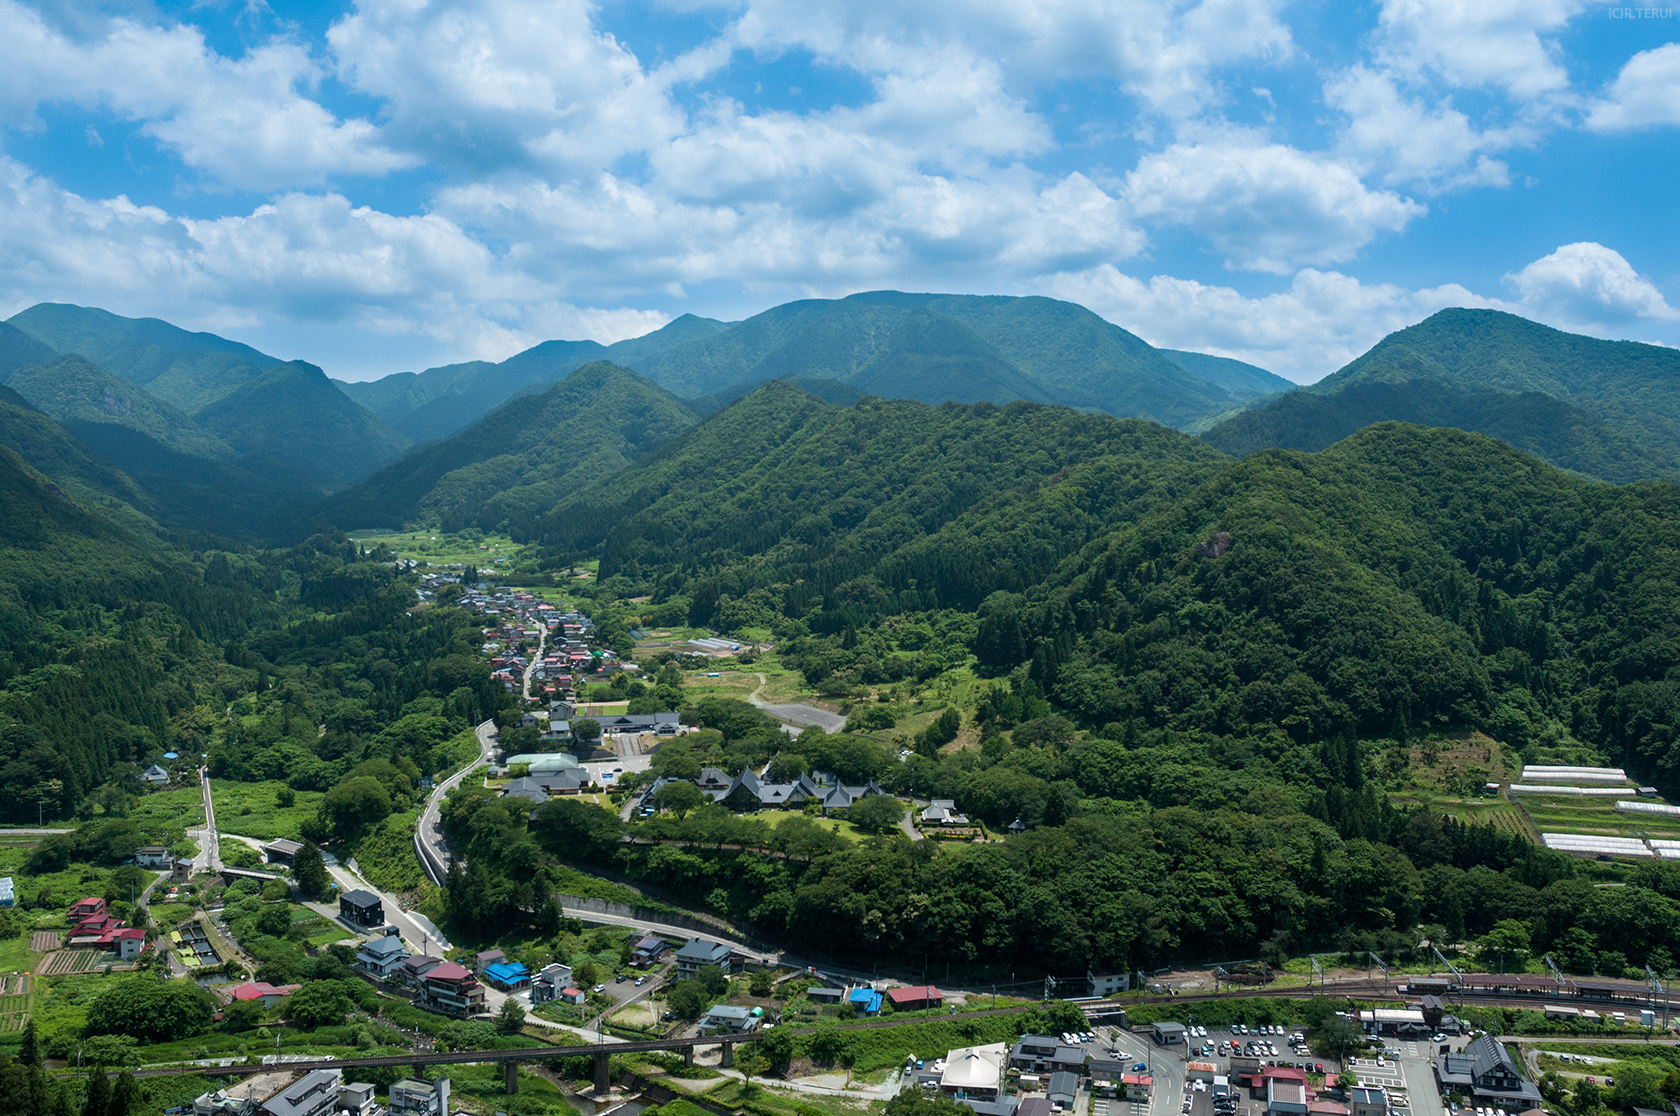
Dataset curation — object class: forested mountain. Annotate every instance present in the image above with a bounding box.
[545,394,1680,799]
[313,361,697,533]
[0,384,156,526]
[1205,309,1680,483]
[1160,348,1292,398]
[340,292,1282,441]
[607,292,1256,426]
[1,353,235,459]
[7,302,285,411]
[193,360,409,488]
[337,314,732,443]
[0,320,61,377]
[337,339,609,444]
[537,384,1230,627]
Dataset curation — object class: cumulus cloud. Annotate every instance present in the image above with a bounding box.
[1505,242,1679,328]
[726,0,1295,118]
[0,0,412,189]
[1042,263,1503,381]
[1048,242,1676,384]
[1585,44,1680,132]
[1124,133,1425,273]
[0,154,662,361]
[1326,66,1516,193]
[1374,0,1589,101]
[327,0,688,174]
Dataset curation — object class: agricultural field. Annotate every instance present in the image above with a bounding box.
[347,528,532,570]
[205,781,326,842]
[1517,795,1680,838]
[38,949,112,975]
[290,906,353,946]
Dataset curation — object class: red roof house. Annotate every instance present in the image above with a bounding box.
[886,985,944,1011]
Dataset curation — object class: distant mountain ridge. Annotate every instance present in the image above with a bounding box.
[311,361,698,534]
[341,292,1285,442]
[1204,309,1680,483]
[1,304,411,500]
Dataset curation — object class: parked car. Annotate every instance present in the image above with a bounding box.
[635,976,646,986]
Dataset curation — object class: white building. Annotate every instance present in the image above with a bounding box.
[942,1043,1007,1100]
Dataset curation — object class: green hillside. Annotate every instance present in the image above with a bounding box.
[971,422,1680,793]
[337,338,610,443]
[337,314,735,444]
[330,294,1270,440]
[0,319,61,378]
[7,301,283,410]
[1160,348,1293,398]
[312,361,697,533]
[689,375,866,417]
[536,384,1230,618]
[2,353,235,459]
[0,441,171,617]
[905,293,1248,423]
[71,421,318,539]
[194,360,410,488]
[0,383,156,525]
[1205,309,1680,482]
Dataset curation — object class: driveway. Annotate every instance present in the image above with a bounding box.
[747,672,848,733]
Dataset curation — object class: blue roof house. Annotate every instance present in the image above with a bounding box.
[849,988,883,1015]
[484,961,531,991]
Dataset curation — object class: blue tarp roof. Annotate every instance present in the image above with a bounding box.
[485,962,529,983]
[849,988,883,1012]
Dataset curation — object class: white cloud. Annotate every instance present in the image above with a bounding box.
[1043,263,1502,381]
[725,0,1294,118]
[1585,44,1680,132]
[327,0,688,174]
[1124,133,1425,273]
[0,0,412,189]
[1374,0,1588,101]
[1326,66,1516,193]
[1505,242,1678,328]
[0,154,662,363]
[438,162,1140,296]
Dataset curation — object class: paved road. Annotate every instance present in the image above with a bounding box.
[0,828,73,836]
[192,768,223,872]
[747,673,847,733]
[1400,1042,1446,1116]
[522,625,546,701]
[556,900,780,964]
[415,718,499,885]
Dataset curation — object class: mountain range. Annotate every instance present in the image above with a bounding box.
[1203,309,1680,484]
[5,295,1680,549]
[338,292,1293,443]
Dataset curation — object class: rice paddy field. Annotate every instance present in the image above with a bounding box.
[346,528,530,570]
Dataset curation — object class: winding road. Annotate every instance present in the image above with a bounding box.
[415,718,499,887]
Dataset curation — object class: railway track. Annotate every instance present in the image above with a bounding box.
[1104,978,1680,1016]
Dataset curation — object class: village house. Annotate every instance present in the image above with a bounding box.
[229,981,302,1008]
[387,1078,451,1116]
[530,962,574,1004]
[417,961,485,1018]
[674,937,734,977]
[354,933,410,980]
[135,845,173,868]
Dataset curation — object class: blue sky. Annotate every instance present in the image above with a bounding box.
[0,0,1676,382]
